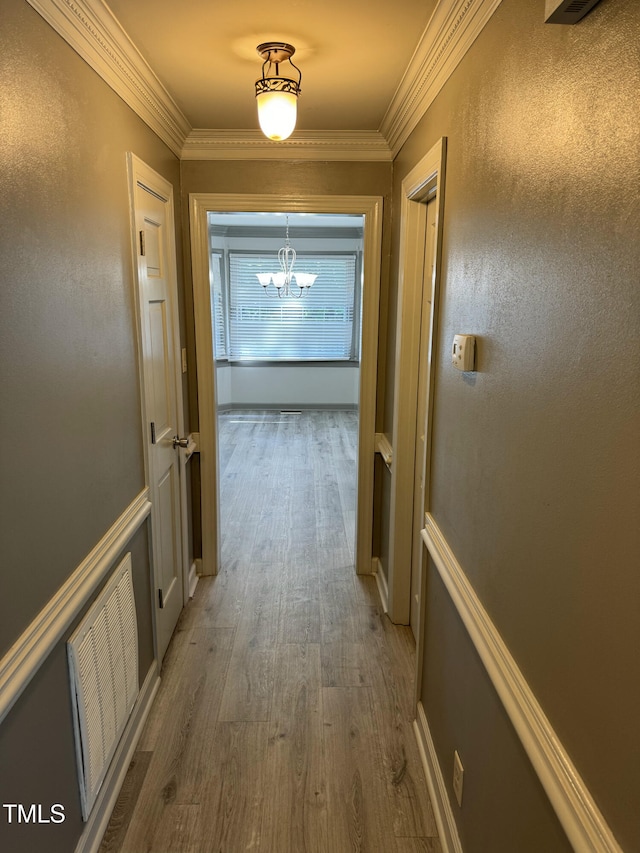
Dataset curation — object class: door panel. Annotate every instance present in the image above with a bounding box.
[148,300,172,437]
[133,174,184,662]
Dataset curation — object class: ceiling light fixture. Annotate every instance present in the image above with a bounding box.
[255,42,301,141]
[256,215,317,298]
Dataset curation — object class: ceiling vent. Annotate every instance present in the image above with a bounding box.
[544,0,602,24]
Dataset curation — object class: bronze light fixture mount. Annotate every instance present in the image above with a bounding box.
[255,42,302,88]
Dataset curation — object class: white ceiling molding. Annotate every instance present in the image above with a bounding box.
[380,0,504,156]
[25,0,191,157]
[181,130,393,162]
[26,0,502,162]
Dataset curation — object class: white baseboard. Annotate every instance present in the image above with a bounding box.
[414,702,463,853]
[0,490,151,724]
[421,514,623,853]
[372,557,389,614]
[189,559,201,598]
[74,660,160,853]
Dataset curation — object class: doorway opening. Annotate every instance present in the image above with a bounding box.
[208,210,364,570]
[189,193,383,581]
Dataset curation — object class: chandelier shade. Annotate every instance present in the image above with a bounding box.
[255,43,301,141]
[256,215,317,298]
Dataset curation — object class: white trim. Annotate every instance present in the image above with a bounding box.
[388,139,446,624]
[372,558,389,614]
[181,129,392,161]
[374,432,393,471]
[414,703,463,853]
[421,515,624,853]
[0,490,151,725]
[381,0,503,156]
[25,0,501,163]
[74,661,160,853]
[189,193,383,579]
[189,560,201,598]
[24,0,190,157]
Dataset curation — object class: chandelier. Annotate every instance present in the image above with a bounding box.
[256,216,317,298]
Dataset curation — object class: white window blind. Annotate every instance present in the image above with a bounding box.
[210,251,227,359]
[227,253,358,361]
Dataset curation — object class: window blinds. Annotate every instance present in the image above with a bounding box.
[210,251,227,359]
[227,253,358,361]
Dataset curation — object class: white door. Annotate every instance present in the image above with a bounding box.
[129,155,185,663]
[410,198,437,639]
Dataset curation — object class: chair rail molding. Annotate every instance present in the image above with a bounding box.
[0,489,151,725]
[374,432,393,471]
[421,514,623,853]
[24,0,190,157]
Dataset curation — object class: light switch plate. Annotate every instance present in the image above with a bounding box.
[452,335,475,372]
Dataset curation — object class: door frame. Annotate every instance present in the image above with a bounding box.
[387,138,446,627]
[127,152,188,659]
[189,193,384,578]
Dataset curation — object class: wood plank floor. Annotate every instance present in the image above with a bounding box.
[100,410,441,853]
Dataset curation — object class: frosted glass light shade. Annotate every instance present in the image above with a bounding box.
[294,273,317,288]
[256,91,297,141]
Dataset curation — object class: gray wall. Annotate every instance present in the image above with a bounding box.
[0,2,182,850]
[389,0,639,849]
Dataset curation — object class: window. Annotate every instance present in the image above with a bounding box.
[210,251,227,359]
[223,252,360,361]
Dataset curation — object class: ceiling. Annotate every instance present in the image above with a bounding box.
[104,0,439,133]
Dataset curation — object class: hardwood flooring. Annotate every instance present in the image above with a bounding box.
[100,410,441,853]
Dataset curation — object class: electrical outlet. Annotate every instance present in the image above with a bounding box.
[453,750,464,807]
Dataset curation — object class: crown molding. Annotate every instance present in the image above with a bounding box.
[380,0,503,156]
[26,0,501,163]
[25,0,191,157]
[181,130,393,162]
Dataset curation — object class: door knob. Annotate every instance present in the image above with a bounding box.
[173,435,190,449]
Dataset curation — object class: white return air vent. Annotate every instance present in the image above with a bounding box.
[545,0,602,24]
[67,553,138,820]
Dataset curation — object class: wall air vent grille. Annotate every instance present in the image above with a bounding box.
[67,554,138,820]
[544,0,602,24]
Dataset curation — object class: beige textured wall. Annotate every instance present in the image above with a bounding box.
[391,0,639,848]
[1,1,182,653]
[0,3,182,850]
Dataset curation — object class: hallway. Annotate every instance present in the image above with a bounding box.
[99,411,440,852]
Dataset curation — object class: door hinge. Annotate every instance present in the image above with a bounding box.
[139,229,146,256]
[150,421,156,444]
[158,588,164,609]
